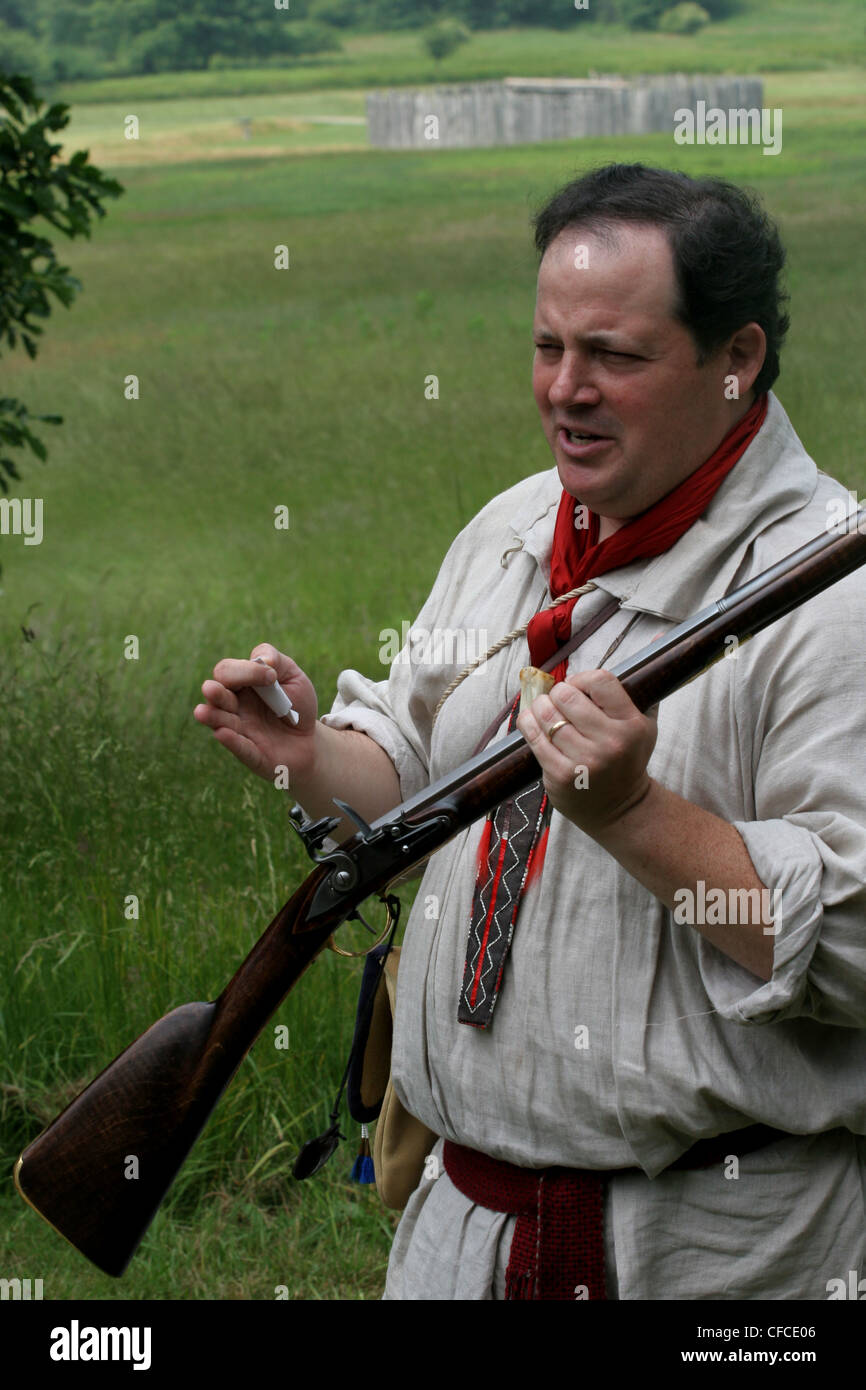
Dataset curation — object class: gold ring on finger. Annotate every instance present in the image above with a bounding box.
[547,719,568,742]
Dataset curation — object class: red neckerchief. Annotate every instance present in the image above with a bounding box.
[528,392,769,677]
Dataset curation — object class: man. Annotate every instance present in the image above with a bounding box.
[195,164,866,1299]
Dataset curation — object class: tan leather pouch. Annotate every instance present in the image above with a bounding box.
[365,948,438,1210]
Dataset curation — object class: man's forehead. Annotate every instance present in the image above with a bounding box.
[539,220,672,268]
[534,223,678,327]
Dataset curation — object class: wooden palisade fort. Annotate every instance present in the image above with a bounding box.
[366,75,764,149]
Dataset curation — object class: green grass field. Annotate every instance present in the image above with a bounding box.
[1,10,864,1299]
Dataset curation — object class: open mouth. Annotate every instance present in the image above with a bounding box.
[558,427,613,457]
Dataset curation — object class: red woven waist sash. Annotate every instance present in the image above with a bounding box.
[442,1124,789,1301]
[442,1139,610,1300]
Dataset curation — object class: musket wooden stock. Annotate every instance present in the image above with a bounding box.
[14,507,866,1276]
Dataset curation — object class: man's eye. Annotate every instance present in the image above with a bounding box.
[533,343,638,358]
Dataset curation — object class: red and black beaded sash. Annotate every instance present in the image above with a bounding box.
[458,697,551,1028]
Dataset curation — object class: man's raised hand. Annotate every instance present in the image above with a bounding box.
[193,643,318,782]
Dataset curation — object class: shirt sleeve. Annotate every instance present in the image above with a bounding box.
[695,571,866,1028]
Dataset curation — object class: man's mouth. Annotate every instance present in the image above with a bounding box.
[559,426,610,442]
[557,427,614,458]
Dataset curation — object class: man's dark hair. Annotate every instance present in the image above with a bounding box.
[532,163,790,395]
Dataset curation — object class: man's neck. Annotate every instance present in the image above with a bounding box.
[597,514,625,543]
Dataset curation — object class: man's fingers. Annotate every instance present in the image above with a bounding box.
[193,698,241,732]
[211,656,278,691]
[559,669,641,720]
[198,679,240,715]
[528,684,611,743]
[211,725,267,776]
[518,671,651,763]
[543,686,608,738]
[516,703,580,772]
[249,645,304,686]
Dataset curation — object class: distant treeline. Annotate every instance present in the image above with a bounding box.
[0,0,743,83]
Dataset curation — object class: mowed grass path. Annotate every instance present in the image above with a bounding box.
[0,71,864,1300]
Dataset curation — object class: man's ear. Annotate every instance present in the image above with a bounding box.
[726,321,767,397]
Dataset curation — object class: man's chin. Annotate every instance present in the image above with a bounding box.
[554,434,622,482]
[555,461,620,512]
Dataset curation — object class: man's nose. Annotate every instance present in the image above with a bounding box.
[547,353,601,406]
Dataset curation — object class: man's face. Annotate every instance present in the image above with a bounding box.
[532,223,753,524]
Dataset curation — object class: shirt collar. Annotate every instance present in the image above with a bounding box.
[505,391,819,622]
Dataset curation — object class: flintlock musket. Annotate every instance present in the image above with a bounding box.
[14,504,866,1276]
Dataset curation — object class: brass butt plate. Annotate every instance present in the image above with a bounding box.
[14,1152,86,1257]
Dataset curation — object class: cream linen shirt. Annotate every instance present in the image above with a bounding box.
[321,391,866,1300]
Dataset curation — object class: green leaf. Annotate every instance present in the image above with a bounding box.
[0,188,33,220]
[44,104,70,130]
[0,92,23,124]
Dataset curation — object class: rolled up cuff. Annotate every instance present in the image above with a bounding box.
[696,817,824,1024]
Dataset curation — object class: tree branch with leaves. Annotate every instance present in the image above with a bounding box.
[0,70,123,494]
